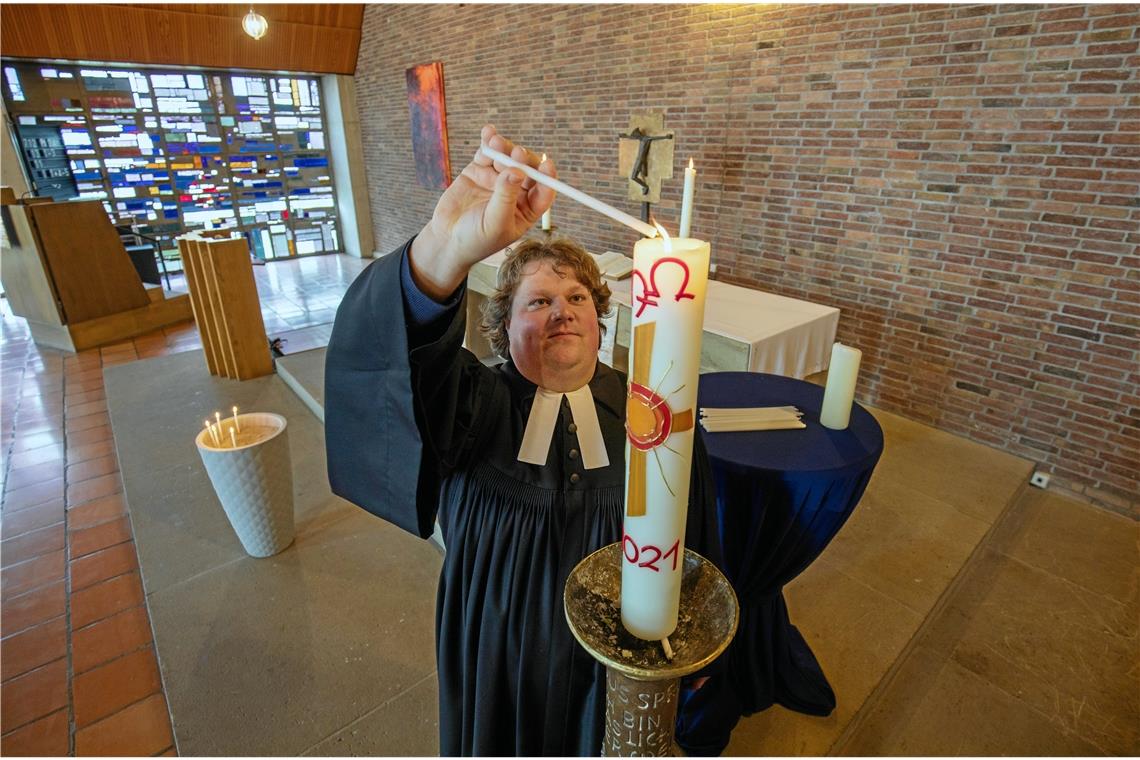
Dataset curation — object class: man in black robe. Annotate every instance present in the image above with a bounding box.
[325,126,724,755]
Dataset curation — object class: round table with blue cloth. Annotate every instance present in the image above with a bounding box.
[677,371,883,755]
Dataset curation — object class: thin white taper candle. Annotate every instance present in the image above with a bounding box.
[679,158,696,238]
[205,420,219,447]
[480,145,658,238]
[540,154,552,231]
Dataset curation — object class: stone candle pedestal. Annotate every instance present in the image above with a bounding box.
[564,543,738,756]
[195,412,294,557]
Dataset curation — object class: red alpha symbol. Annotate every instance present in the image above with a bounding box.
[632,257,697,317]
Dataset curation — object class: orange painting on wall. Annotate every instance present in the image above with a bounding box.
[405,61,452,190]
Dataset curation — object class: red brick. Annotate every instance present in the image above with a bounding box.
[73,646,162,727]
[73,693,173,756]
[72,605,153,674]
[70,571,144,629]
[70,541,139,590]
[69,516,133,560]
[0,708,69,756]
[0,659,68,733]
[1,580,66,637]
[0,616,67,681]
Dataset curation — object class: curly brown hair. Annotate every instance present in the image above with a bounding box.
[479,238,612,360]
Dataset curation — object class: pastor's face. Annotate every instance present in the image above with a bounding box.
[507,259,600,390]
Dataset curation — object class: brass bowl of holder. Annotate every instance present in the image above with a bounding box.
[564,542,739,681]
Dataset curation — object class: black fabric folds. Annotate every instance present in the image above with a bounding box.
[325,241,724,756]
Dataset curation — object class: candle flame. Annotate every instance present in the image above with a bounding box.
[653,221,672,253]
[541,152,547,163]
[688,157,694,170]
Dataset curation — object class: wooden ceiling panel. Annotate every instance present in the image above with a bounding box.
[0,4,362,74]
[133,4,365,28]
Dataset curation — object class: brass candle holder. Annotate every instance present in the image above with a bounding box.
[564,543,739,756]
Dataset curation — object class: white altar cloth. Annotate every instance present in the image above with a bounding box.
[608,278,839,379]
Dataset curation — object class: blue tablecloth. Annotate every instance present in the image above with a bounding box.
[678,372,883,754]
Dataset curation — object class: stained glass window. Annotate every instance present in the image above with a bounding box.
[1,61,342,267]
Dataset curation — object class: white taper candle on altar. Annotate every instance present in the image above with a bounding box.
[540,154,553,231]
[678,158,696,239]
[621,225,710,640]
[819,343,862,430]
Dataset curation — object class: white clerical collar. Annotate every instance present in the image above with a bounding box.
[517,384,610,470]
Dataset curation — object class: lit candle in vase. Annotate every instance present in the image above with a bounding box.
[678,158,696,238]
[621,224,710,641]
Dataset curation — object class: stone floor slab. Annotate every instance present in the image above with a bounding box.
[300,672,440,756]
[105,351,442,755]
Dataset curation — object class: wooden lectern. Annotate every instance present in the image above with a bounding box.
[0,194,193,351]
[177,233,274,381]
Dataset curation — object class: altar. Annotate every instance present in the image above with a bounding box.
[465,250,839,378]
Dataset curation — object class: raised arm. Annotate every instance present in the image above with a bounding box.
[408,124,557,301]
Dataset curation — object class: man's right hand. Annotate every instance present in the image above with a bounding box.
[409,124,556,301]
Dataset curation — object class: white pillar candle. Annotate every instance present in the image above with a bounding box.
[678,158,696,239]
[819,343,863,430]
[540,154,553,231]
[621,227,710,641]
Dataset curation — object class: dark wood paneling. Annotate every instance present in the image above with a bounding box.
[0,4,362,75]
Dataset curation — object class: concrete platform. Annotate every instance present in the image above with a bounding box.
[104,351,442,755]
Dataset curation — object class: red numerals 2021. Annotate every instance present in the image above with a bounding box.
[622,534,680,573]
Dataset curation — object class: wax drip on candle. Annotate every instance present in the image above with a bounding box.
[653,221,672,253]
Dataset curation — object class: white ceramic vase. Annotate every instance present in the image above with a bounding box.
[195,412,295,557]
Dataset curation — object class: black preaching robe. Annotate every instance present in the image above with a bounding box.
[325,241,722,756]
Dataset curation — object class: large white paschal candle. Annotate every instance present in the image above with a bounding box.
[621,225,710,641]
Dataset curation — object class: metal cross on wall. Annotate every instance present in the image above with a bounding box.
[618,114,674,221]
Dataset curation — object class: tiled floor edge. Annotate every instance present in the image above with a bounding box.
[826,476,1033,756]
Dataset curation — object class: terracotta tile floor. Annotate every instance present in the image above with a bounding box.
[0,253,368,756]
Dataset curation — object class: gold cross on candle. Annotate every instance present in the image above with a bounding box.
[625,322,694,517]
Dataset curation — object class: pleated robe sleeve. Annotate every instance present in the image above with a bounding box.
[324,239,499,539]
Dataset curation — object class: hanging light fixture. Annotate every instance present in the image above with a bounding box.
[242,7,268,40]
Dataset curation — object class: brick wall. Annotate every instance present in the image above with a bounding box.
[354,3,1139,516]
